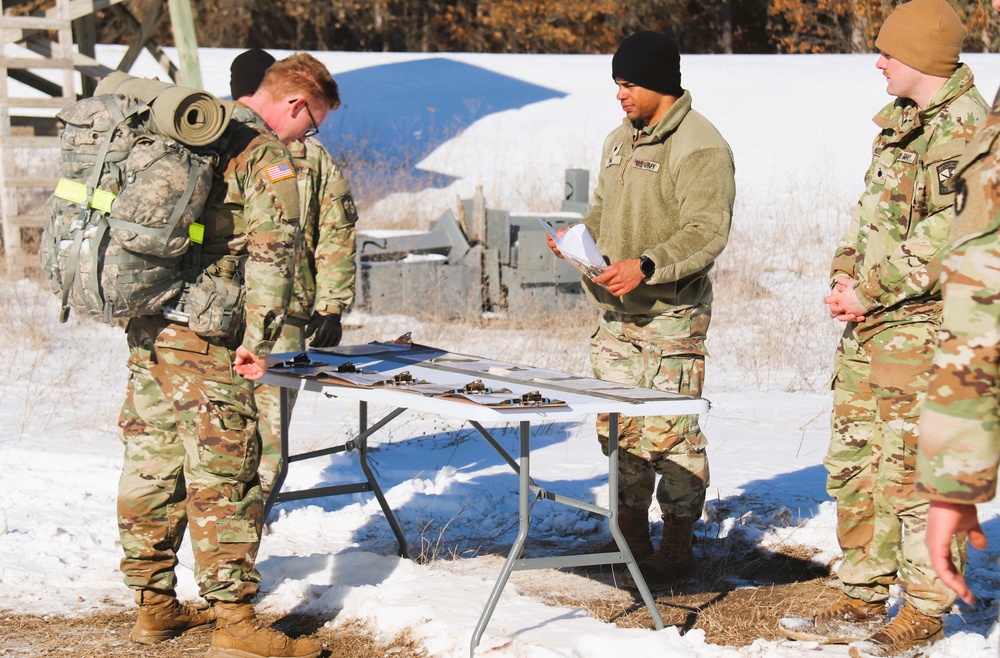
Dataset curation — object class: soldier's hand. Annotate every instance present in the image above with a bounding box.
[546,233,564,259]
[306,311,343,348]
[926,501,984,605]
[592,258,644,297]
[233,346,268,380]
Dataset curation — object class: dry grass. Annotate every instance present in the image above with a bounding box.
[517,540,838,647]
[0,539,838,655]
[0,609,427,658]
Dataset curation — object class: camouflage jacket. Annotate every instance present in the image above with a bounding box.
[286,137,359,320]
[830,64,988,341]
[916,91,1000,504]
[196,105,301,357]
[582,90,735,316]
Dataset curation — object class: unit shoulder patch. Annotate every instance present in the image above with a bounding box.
[937,160,959,195]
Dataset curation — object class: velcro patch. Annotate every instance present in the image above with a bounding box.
[898,151,917,165]
[632,159,661,172]
[955,178,967,214]
[265,160,295,183]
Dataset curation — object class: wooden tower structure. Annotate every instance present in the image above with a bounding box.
[0,0,198,275]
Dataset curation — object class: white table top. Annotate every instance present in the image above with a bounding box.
[261,343,710,423]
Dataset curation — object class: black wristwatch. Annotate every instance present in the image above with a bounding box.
[639,255,655,279]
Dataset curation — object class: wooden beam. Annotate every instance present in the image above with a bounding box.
[72,13,97,97]
[7,68,63,98]
[2,0,129,45]
[166,0,200,88]
[115,1,166,72]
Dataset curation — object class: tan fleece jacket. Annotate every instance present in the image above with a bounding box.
[582,90,736,316]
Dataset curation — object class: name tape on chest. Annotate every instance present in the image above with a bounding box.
[632,159,661,172]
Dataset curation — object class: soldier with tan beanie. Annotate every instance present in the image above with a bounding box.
[779,1,989,657]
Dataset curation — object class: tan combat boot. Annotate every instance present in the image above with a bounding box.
[847,603,944,658]
[595,505,654,562]
[206,602,322,658]
[130,590,216,644]
[779,592,888,644]
[629,514,696,588]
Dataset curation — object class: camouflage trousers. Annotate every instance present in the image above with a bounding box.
[118,316,264,603]
[254,321,305,501]
[826,322,962,616]
[590,307,710,519]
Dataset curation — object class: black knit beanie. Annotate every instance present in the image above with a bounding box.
[611,32,682,97]
[230,48,276,99]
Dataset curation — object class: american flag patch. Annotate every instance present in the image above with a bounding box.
[265,160,295,183]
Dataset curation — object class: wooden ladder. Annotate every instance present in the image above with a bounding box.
[0,0,188,276]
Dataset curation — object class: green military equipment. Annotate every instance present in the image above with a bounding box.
[164,254,248,339]
[38,91,216,324]
[355,169,592,319]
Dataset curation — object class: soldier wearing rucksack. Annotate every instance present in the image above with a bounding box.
[115,54,339,658]
[229,48,358,502]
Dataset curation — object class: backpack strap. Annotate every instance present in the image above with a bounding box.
[56,96,145,323]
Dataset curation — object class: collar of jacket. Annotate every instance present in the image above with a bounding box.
[625,89,693,144]
[231,101,281,141]
[874,63,976,136]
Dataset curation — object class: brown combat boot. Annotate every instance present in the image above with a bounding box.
[779,592,888,644]
[130,590,216,644]
[848,604,944,657]
[206,602,322,658]
[595,505,654,562]
[627,514,696,588]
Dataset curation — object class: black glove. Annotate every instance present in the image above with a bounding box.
[305,312,342,348]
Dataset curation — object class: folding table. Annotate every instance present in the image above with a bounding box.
[260,341,710,656]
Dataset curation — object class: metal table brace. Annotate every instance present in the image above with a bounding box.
[264,388,666,657]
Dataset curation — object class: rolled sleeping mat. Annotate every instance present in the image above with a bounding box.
[94,71,233,147]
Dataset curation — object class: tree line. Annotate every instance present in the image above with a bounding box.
[13,0,999,54]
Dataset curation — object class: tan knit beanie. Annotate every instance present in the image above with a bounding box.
[875,0,966,77]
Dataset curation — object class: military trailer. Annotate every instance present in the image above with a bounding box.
[355,169,593,318]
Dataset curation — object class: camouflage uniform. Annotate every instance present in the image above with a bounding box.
[826,64,987,616]
[117,109,301,602]
[917,91,1000,506]
[591,307,710,517]
[583,91,735,519]
[254,135,359,499]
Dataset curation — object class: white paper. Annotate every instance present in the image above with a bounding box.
[538,218,607,282]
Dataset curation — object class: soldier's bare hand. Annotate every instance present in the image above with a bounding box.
[926,501,984,605]
[233,346,268,380]
[825,277,867,322]
[546,233,564,258]
[592,258,644,297]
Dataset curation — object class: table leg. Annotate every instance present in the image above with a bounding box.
[469,420,532,657]
[262,387,291,521]
[608,412,664,629]
[262,395,409,557]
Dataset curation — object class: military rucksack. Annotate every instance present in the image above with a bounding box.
[39,93,215,323]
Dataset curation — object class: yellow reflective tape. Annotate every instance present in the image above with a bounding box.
[53,179,86,204]
[53,178,115,213]
[189,222,204,245]
[91,189,115,213]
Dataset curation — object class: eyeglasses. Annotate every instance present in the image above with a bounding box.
[302,102,319,138]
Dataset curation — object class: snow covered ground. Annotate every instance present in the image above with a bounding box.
[2,47,1000,657]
